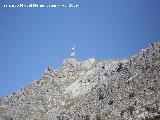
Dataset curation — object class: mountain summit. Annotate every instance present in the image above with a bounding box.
[0,43,160,120]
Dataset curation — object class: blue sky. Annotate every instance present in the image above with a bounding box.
[0,0,160,98]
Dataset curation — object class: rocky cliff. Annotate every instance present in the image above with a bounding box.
[0,43,160,120]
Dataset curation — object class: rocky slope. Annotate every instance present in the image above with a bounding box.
[0,43,160,120]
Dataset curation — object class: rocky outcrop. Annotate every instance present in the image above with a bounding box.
[0,43,160,120]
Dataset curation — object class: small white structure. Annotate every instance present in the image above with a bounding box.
[70,45,76,58]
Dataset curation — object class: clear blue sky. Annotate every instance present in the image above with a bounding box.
[0,0,160,98]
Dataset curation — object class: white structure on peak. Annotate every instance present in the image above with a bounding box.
[70,45,76,58]
[63,45,77,66]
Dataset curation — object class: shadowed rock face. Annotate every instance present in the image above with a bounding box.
[0,43,160,120]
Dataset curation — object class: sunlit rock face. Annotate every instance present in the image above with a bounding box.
[0,43,160,120]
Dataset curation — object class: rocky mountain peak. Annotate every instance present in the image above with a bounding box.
[0,42,160,120]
